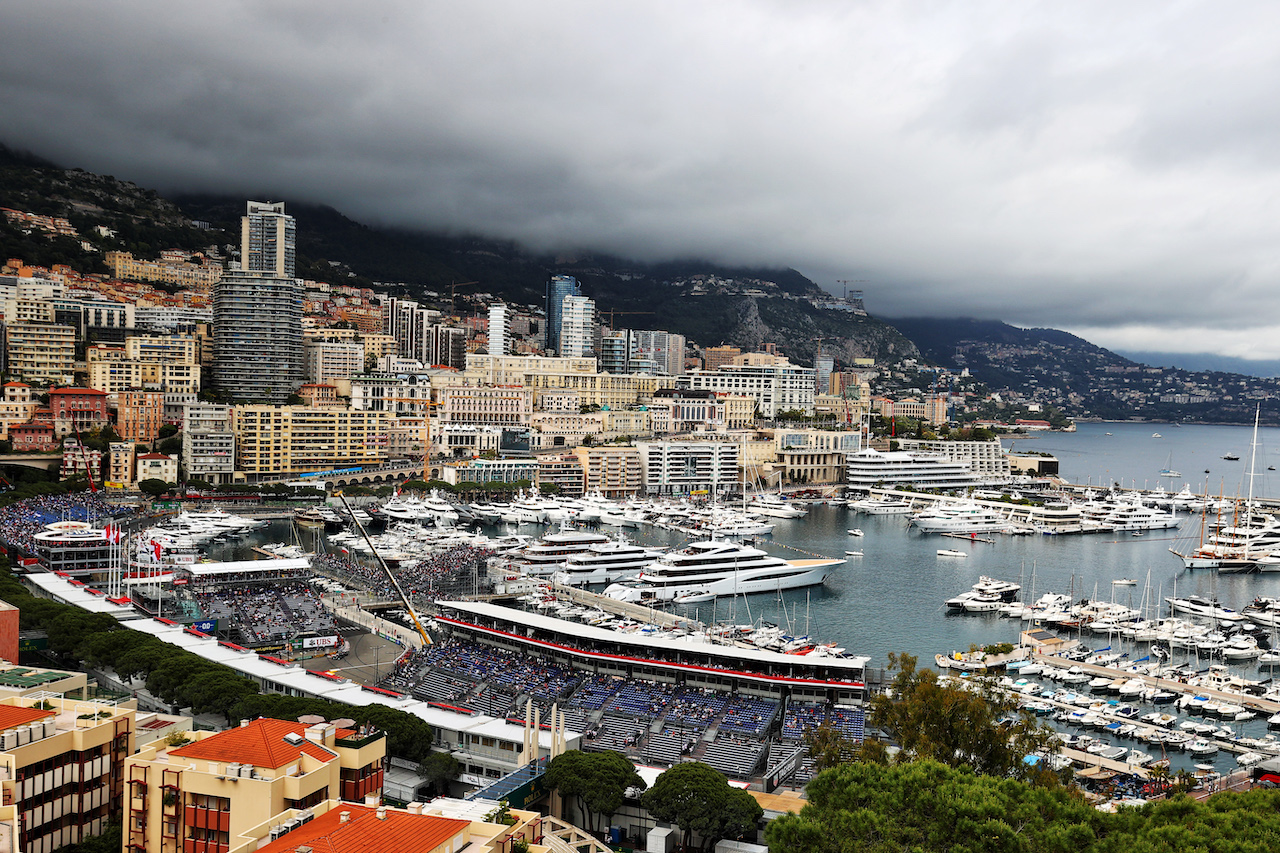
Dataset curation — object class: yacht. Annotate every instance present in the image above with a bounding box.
[376,491,460,526]
[508,525,613,575]
[551,537,666,585]
[1165,595,1244,623]
[603,540,842,602]
[849,496,914,515]
[911,502,1011,534]
[944,576,1022,610]
[1103,501,1180,531]
[745,493,808,519]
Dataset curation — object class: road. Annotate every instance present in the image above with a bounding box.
[302,629,405,685]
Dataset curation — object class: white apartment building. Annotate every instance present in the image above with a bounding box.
[304,338,365,385]
[487,302,508,355]
[183,403,236,484]
[350,370,464,415]
[632,329,686,376]
[637,440,740,496]
[440,386,534,426]
[133,305,213,331]
[559,294,595,357]
[677,360,816,417]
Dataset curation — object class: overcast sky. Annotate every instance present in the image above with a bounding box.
[5,1,1280,357]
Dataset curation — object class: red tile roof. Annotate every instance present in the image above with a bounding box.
[49,387,108,396]
[256,805,469,853]
[170,719,347,769]
[0,705,56,730]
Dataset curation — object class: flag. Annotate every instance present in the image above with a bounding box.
[151,540,163,561]
[340,547,349,554]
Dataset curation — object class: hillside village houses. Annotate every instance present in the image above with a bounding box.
[0,201,1030,494]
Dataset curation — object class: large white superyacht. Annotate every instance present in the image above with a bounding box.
[910,502,1012,534]
[551,537,666,585]
[603,539,842,602]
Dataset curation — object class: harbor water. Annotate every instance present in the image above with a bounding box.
[210,421,1280,774]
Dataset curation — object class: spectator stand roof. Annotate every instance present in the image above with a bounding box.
[26,573,574,752]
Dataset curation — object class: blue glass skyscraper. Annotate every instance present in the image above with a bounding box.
[545,274,581,355]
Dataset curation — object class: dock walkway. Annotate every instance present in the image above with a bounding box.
[1032,654,1280,716]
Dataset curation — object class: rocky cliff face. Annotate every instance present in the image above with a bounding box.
[678,294,920,367]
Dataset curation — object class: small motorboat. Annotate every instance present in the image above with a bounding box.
[1112,578,1137,586]
[937,549,968,558]
[674,590,716,604]
[845,550,864,557]
[847,529,864,537]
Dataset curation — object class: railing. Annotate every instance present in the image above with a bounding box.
[540,815,615,853]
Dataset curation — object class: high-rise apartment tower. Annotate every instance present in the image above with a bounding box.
[545,274,581,355]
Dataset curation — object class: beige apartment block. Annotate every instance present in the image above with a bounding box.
[233,406,391,474]
[125,718,386,853]
[573,445,642,497]
[463,353,597,385]
[5,322,76,383]
[0,382,37,440]
[0,692,137,853]
[117,390,167,442]
[524,370,664,409]
[440,386,534,426]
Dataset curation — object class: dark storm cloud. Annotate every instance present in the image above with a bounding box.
[6,1,1280,355]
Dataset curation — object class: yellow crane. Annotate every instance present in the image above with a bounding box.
[332,490,433,647]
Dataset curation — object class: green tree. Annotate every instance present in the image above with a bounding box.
[417,751,461,797]
[640,762,761,851]
[546,750,645,835]
[138,478,170,498]
[802,720,887,773]
[765,760,1099,853]
[186,671,260,725]
[869,652,1058,782]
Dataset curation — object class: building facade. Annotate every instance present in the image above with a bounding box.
[544,274,580,355]
[572,446,642,497]
[212,272,305,404]
[0,694,136,853]
[637,440,740,496]
[124,718,385,853]
[233,406,392,475]
[241,200,296,277]
[182,403,236,484]
[558,295,595,358]
[116,390,166,442]
[440,386,534,427]
[487,303,508,356]
[677,361,816,417]
[5,322,76,383]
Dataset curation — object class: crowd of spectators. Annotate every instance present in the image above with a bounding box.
[192,582,338,645]
[313,544,494,602]
[0,493,129,557]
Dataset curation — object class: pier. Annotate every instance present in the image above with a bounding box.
[1031,654,1280,717]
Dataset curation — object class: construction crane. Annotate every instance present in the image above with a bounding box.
[332,490,433,647]
[601,309,655,332]
[447,280,481,314]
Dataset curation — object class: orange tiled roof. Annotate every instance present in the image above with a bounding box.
[170,719,350,769]
[0,705,56,730]
[255,805,469,853]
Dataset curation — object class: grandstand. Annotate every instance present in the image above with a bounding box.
[377,634,865,783]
